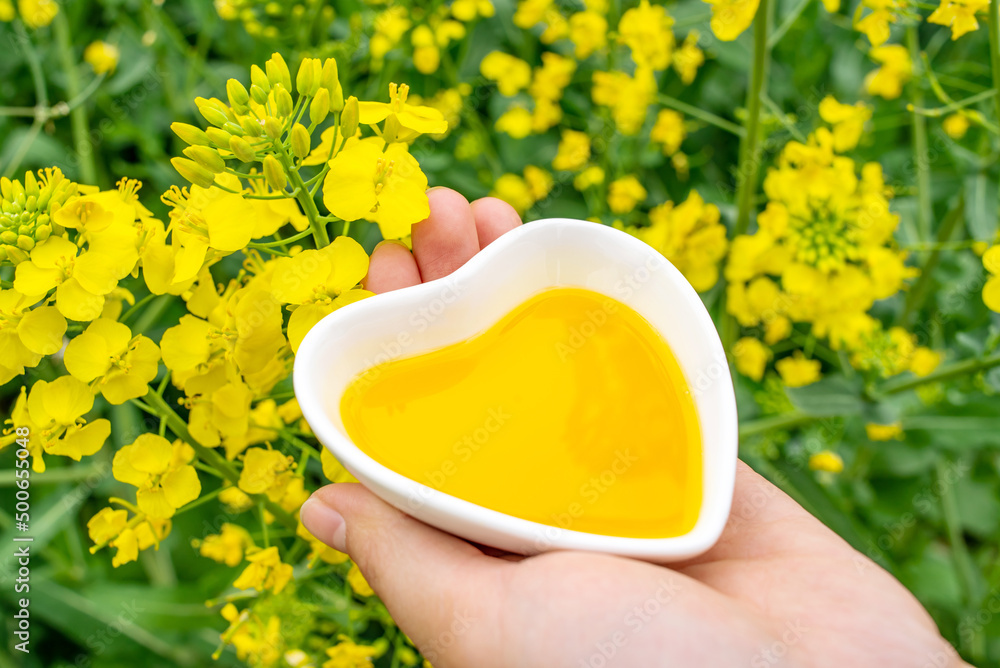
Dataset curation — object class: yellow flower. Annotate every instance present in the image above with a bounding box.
[983,245,1000,312]
[298,521,350,565]
[855,0,904,46]
[357,83,448,138]
[733,337,771,381]
[618,0,675,70]
[238,447,294,496]
[524,166,553,202]
[514,0,568,43]
[64,319,160,405]
[942,112,970,139]
[411,25,441,74]
[909,347,942,377]
[452,0,495,21]
[591,67,656,135]
[569,10,608,59]
[197,523,255,567]
[573,166,605,191]
[0,0,13,21]
[607,175,647,214]
[17,0,57,28]
[271,236,373,352]
[479,52,532,96]
[347,562,374,597]
[87,507,169,567]
[371,7,411,61]
[818,96,872,152]
[233,546,293,594]
[866,422,903,441]
[322,138,429,240]
[776,352,821,387]
[323,636,381,668]
[552,130,591,171]
[491,168,551,215]
[928,0,988,39]
[626,190,727,291]
[113,435,201,519]
[529,52,576,103]
[220,485,254,513]
[84,41,120,75]
[14,237,122,322]
[673,31,705,84]
[651,109,686,156]
[23,376,111,463]
[321,448,359,484]
[865,45,912,100]
[809,450,844,473]
[495,107,534,139]
[703,0,760,41]
[0,289,66,384]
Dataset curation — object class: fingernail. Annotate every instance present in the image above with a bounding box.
[300,496,347,552]
[374,239,410,252]
[426,185,447,193]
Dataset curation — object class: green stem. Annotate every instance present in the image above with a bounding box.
[882,351,1000,394]
[53,9,97,184]
[279,147,330,248]
[142,389,298,530]
[907,27,933,241]
[739,411,816,439]
[657,95,745,137]
[899,195,964,326]
[988,0,1000,127]
[767,0,812,48]
[734,0,772,236]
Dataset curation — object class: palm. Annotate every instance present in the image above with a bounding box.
[301,188,965,668]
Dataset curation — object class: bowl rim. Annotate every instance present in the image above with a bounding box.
[294,217,738,560]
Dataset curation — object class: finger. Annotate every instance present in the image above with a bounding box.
[411,187,480,281]
[363,241,421,294]
[300,484,509,662]
[469,197,522,249]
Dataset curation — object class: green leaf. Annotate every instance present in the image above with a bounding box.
[784,374,866,417]
[965,173,998,242]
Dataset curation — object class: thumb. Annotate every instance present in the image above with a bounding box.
[300,483,508,664]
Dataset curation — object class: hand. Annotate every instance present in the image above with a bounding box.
[301,188,967,668]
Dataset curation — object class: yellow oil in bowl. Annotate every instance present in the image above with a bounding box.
[340,287,702,538]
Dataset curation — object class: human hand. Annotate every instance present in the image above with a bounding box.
[300,188,968,668]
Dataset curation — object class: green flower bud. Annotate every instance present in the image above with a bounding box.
[18,224,31,235]
[25,196,37,213]
[198,104,230,128]
[263,155,287,191]
[275,86,294,118]
[183,145,226,174]
[227,78,251,112]
[290,123,311,159]
[171,122,212,147]
[296,58,320,97]
[222,121,246,137]
[0,177,12,201]
[16,234,34,251]
[264,116,283,140]
[24,171,38,198]
[230,136,256,163]
[321,58,344,112]
[340,96,359,138]
[310,88,330,125]
[4,245,29,264]
[171,157,217,188]
[265,53,292,92]
[250,84,269,106]
[35,224,51,241]
[206,127,232,146]
[1,230,18,244]
[250,65,271,94]
[240,116,264,137]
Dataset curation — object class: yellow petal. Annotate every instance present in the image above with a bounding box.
[270,250,332,305]
[127,434,173,475]
[56,278,105,322]
[13,260,62,296]
[323,236,370,295]
[204,193,256,251]
[40,375,94,425]
[17,305,67,355]
[47,419,110,460]
[322,141,381,221]
[162,465,201,509]
[137,487,175,519]
[160,316,212,371]
[984,276,1000,313]
[287,303,335,353]
[64,330,112,382]
[112,445,149,486]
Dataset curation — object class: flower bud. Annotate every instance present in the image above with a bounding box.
[321,58,344,111]
[290,123,311,159]
[1,230,18,244]
[382,113,402,144]
[222,121,246,137]
[34,224,51,241]
[171,122,212,146]
[340,96,359,138]
[250,84,269,106]
[198,104,230,128]
[229,136,256,163]
[206,127,232,146]
[4,245,28,264]
[275,85,294,117]
[24,171,38,198]
[296,58,321,97]
[171,157,217,188]
[226,78,250,112]
[16,235,34,251]
[263,116,283,140]
[262,155,287,191]
[240,116,264,137]
[0,178,12,201]
[265,53,292,92]
[183,145,226,174]
[310,88,330,125]
[250,64,271,94]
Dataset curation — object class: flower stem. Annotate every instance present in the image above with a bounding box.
[988,0,1000,127]
[739,411,816,439]
[907,27,933,241]
[278,147,330,248]
[881,351,1000,394]
[899,195,964,327]
[53,9,98,184]
[734,0,772,236]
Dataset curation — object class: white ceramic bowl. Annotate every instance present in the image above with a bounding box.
[294,218,738,562]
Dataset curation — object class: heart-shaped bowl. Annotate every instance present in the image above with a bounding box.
[294,218,737,562]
